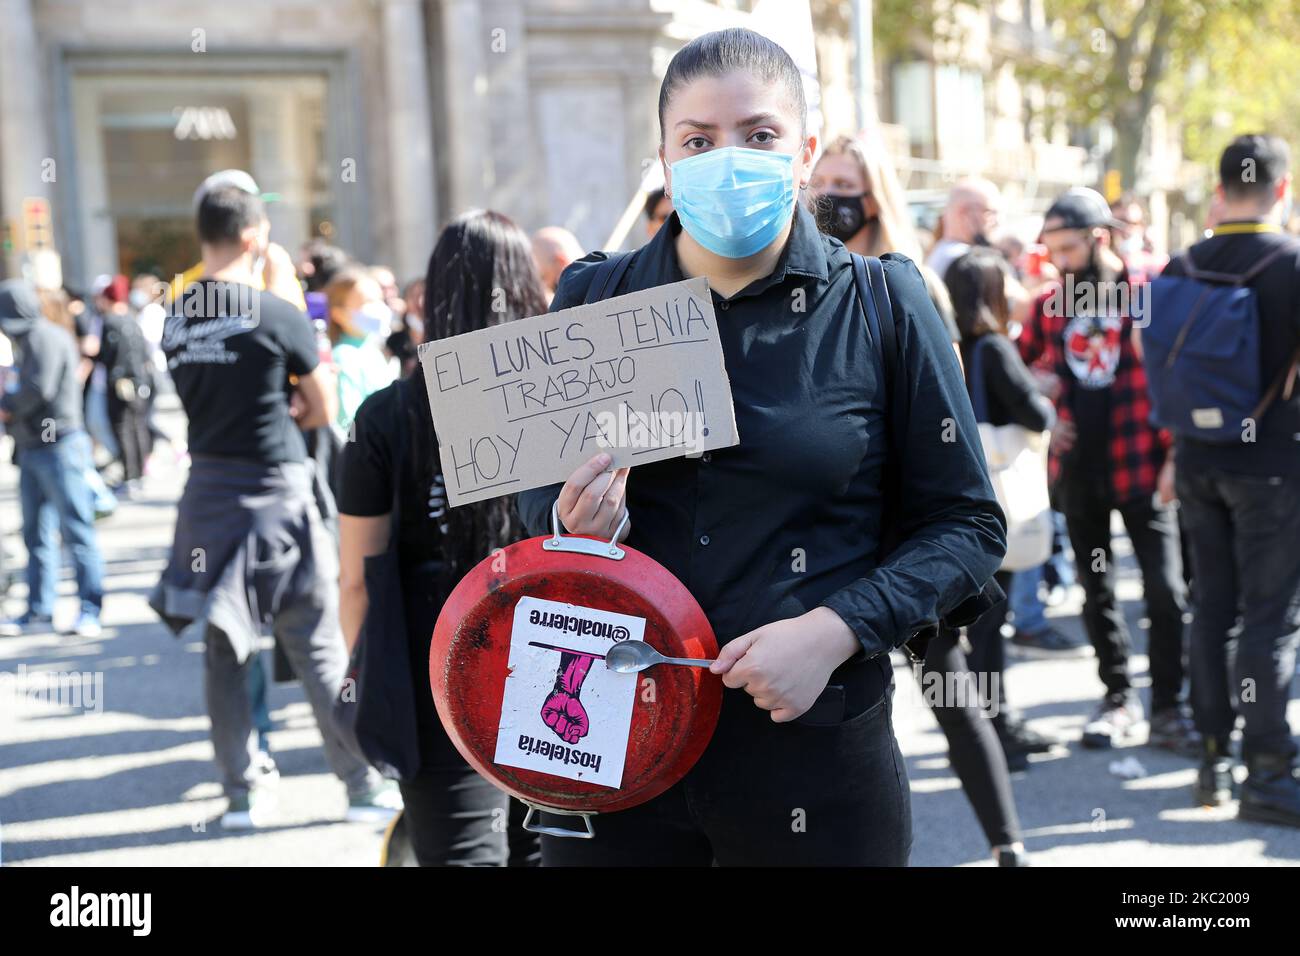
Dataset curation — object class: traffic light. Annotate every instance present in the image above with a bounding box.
[22,197,53,251]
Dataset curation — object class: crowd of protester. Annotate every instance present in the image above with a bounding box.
[1,28,1296,865]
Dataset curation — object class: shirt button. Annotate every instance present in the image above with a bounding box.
[719,300,729,311]
[699,534,711,546]
[702,452,711,463]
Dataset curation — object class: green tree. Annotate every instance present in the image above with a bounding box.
[1177,2,1300,183]
[1021,0,1273,192]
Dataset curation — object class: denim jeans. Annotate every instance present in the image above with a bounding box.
[1010,511,1075,635]
[246,651,274,752]
[17,430,105,618]
[1009,568,1048,634]
[1177,468,1300,761]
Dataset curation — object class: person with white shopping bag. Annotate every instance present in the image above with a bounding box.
[947,249,1060,762]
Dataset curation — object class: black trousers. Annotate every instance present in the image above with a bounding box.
[964,570,1013,719]
[540,657,911,866]
[1178,469,1300,761]
[398,766,539,867]
[106,391,151,483]
[921,622,1021,849]
[398,565,540,867]
[1057,473,1187,712]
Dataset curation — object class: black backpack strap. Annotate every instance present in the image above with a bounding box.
[1181,242,1292,286]
[851,253,1002,660]
[852,253,899,401]
[583,250,638,305]
[852,254,934,660]
[851,254,906,487]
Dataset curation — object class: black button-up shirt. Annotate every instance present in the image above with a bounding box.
[518,203,1004,701]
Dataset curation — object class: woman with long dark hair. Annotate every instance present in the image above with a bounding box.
[336,210,546,865]
[947,247,1061,773]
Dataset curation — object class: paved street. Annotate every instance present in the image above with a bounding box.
[2,401,1298,866]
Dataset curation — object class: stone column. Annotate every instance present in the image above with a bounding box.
[248,83,312,256]
[381,0,438,279]
[0,0,54,277]
[438,0,491,216]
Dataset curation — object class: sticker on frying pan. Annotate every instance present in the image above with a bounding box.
[492,596,643,789]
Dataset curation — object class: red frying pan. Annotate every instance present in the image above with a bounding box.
[430,503,722,837]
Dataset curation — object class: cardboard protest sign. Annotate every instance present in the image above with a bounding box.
[492,596,643,789]
[418,276,737,506]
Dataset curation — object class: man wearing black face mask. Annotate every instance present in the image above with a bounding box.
[1019,187,1196,757]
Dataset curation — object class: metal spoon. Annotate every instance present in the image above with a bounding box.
[604,639,715,674]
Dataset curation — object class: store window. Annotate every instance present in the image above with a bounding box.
[935,65,986,164]
[71,71,333,282]
[891,61,935,158]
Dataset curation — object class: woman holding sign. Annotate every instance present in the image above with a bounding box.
[338,211,546,866]
[517,28,1006,866]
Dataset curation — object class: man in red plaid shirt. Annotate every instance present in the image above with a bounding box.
[1019,188,1196,755]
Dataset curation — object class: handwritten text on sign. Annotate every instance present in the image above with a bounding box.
[418,276,738,506]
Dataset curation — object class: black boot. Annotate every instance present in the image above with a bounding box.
[1192,737,1234,808]
[1238,753,1300,828]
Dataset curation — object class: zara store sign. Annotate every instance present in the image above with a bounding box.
[172,106,237,141]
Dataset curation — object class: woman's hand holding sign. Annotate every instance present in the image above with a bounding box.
[557,453,632,541]
[711,608,860,722]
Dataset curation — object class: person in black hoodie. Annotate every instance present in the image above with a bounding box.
[947,249,1061,766]
[97,281,154,497]
[0,279,106,638]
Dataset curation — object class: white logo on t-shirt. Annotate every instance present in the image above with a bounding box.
[1063,313,1122,389]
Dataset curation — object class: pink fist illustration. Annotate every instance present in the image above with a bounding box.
[541,690,590,743]
[541,652,594,743]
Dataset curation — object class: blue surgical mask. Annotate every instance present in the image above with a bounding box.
[669,147,797,258]
[351,301,392,338]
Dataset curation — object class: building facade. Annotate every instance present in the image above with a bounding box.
[3,0,679,287]
[0,0,1198,290]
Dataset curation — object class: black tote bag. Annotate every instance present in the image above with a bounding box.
[333,385,422,781]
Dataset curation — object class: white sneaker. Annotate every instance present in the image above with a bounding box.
[70,614,102,639]
[220,764,280,829]
[345,779,403,823]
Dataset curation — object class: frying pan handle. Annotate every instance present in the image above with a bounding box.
[545,500,629,560]
[520,801,596,839]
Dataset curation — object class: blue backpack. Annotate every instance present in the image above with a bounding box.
[1145,244,1297,442]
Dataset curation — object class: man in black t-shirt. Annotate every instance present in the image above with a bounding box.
[1163,135,1300,824]
[152,185,398,828]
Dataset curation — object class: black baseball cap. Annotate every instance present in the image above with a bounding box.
[1041,187,1121,233]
